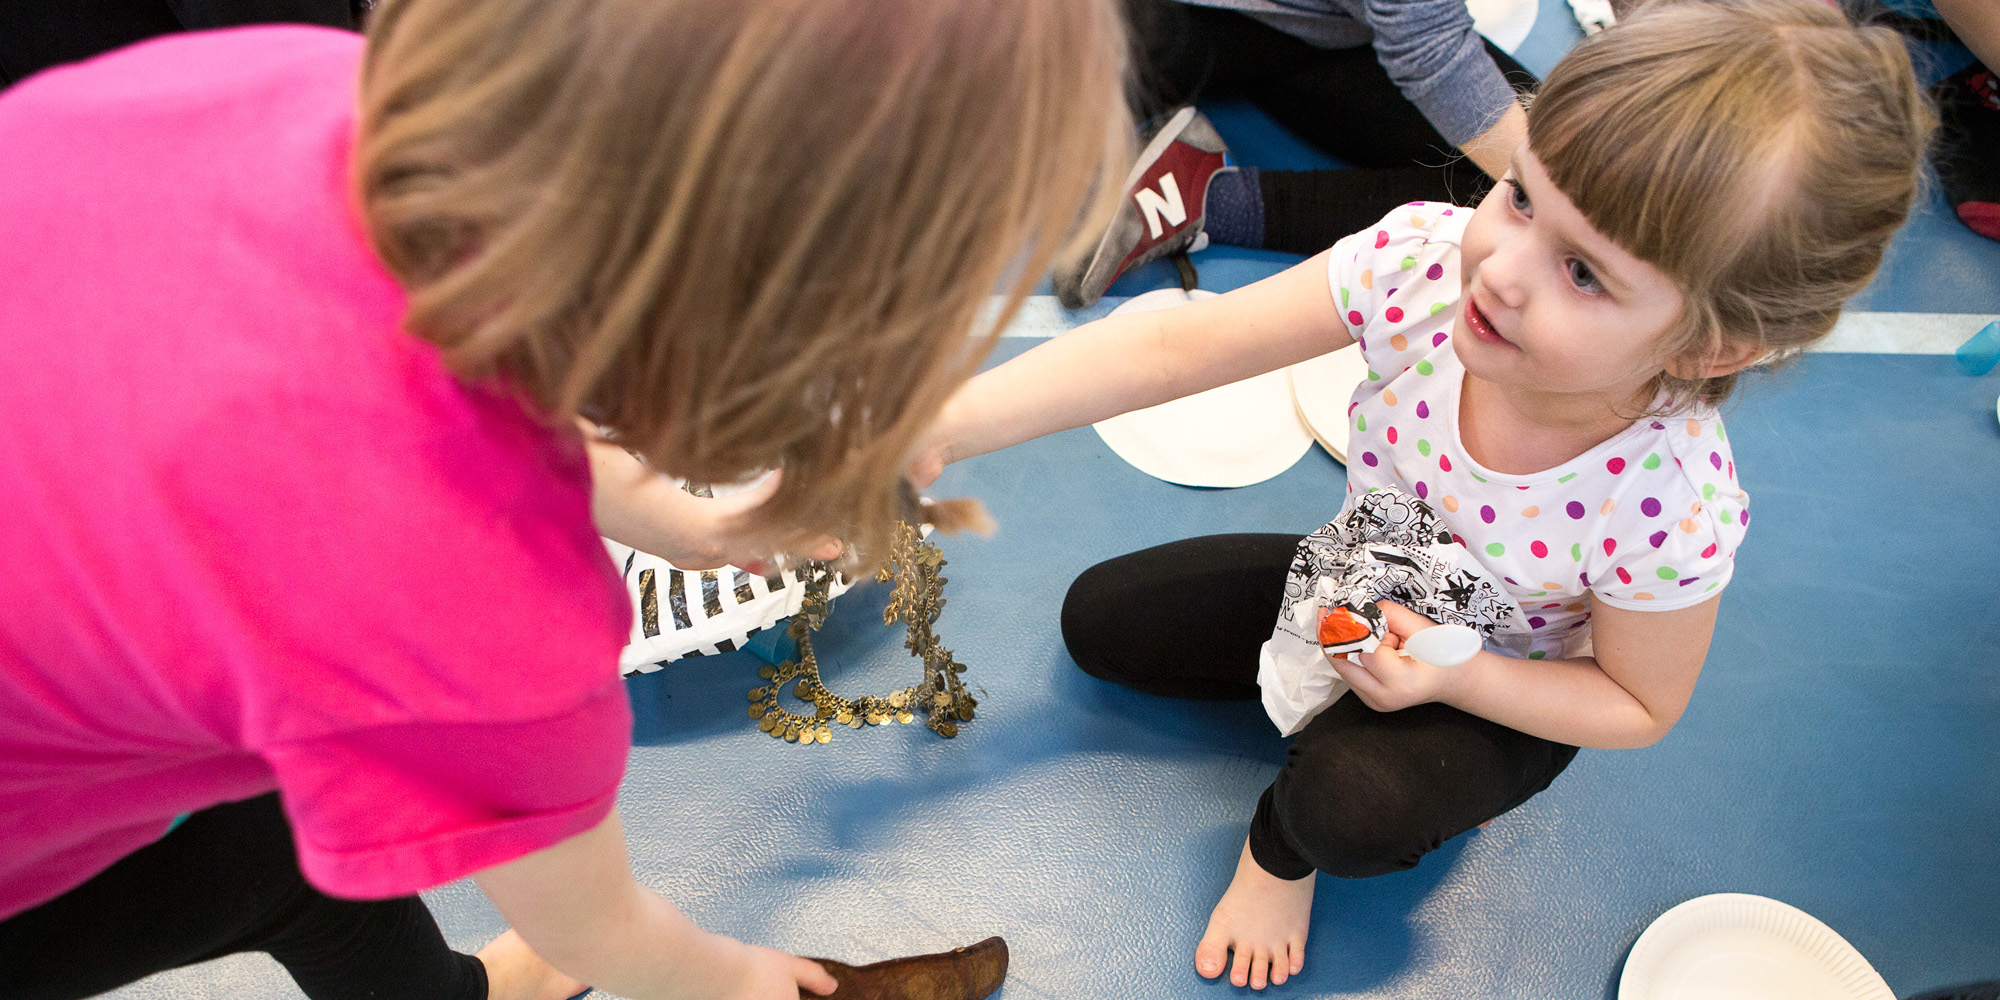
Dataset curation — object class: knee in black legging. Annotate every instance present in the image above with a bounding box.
[1266,739,1436,879]
[1060,560,1127,683]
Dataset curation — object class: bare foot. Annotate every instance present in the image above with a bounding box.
[1194,837,1315,990]
[477,928,591,1000]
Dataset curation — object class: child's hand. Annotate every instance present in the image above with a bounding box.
[906,433,950,490]
[1327,601,1456,712]
[708,937,839,1000]
[662,471,843,573]
[588,435,842,571]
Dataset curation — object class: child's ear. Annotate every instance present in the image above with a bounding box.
[1668,338,1766,380]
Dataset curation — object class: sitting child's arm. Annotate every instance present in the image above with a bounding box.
[1336,597,1717,749]
[582,428,839,570]
[917,250,1351,479]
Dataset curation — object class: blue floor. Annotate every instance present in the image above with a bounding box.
[110,6,2000,999]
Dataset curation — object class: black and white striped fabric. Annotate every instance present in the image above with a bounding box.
[605,538,856,675]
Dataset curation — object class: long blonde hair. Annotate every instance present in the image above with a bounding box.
[355,0,1132,559]
[1529,0,1933,412]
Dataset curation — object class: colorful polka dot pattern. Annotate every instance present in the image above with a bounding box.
[1330,202,1748,660]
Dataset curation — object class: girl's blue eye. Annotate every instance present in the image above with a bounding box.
[1508,179,1530,213]
[1567,257,1604,294]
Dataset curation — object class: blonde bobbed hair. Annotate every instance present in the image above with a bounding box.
[355,0,1132,560]
[1529,0,1934,412]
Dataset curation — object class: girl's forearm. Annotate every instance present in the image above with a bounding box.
[476,811,746,1000]
[1437,650,1673,749]
[545,883,745,1000]
[585,436,727,565]
[938,309,1179,464]
[1459,102,1528,181]
[1933,0,2000,81]
[940,255,1350,465]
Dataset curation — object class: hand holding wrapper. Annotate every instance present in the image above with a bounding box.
[1257,490,1529,735]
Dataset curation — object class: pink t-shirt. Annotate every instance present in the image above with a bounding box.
[0,27,633,920]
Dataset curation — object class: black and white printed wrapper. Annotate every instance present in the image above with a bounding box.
[1257,490,1530,735]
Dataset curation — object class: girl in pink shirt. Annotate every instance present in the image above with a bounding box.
[0,1,1132,998]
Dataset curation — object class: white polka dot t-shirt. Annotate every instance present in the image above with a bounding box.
[1322,203,1749,660]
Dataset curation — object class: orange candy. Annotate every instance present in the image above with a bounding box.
[1319,606,1373,646]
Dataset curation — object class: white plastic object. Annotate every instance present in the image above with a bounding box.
[1565,0,1616,35]
[1400,623,1483,667]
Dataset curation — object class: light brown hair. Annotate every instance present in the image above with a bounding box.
[1529,0,1934,411]
[355,0,1132,560]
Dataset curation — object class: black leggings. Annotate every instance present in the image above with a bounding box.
[1123,0,1538,253]
[0,0,358,87]
[1061,534,1578,880]
[0,793,486,1000]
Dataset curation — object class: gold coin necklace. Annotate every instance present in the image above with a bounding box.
[745,520,976,744]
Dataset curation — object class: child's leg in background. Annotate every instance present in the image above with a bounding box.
[1063,534,1579,879]
[0,0,358,87]
[1934,62,2000,240]
[0,794,486,1000]
[1117,0,1534,254]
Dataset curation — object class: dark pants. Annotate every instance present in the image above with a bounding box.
[1061,534,1578,880]
[1907,985,2000,1000]
[0,794,486,1000]
[1124,0,1538,253]
[1934,62,1999,211]
[0,0,359,86]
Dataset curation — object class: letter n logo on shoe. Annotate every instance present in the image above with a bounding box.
[1134,173,1186,239]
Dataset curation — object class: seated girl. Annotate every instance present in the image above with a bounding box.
[915,0,1933,989]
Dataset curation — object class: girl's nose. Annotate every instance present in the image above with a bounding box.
[1478,236,1531,310]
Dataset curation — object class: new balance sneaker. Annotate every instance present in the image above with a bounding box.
[1055,106,1233,309]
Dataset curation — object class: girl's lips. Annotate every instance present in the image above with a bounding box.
[1464,297,1514,348]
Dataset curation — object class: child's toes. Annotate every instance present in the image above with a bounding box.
[1250,949,1271,990]
[1230,946,1252,987]
[1270,950,1289,986]
[1289,934,1307,974]
[1194,934,1229,979]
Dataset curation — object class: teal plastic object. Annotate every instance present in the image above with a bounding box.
[743,623,797,666]
[1957,321,2000,376]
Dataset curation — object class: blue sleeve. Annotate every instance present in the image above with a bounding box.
[1361,0,1520,147]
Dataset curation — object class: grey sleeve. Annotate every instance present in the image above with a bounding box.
[1361,0,1520,148]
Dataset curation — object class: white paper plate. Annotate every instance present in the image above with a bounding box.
[1287,345,1371,465]
[1620,894,1893,1000]
[1090,289,1314,488]
[1467,0,1538,54]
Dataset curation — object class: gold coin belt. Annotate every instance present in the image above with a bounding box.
[746,520,976,745]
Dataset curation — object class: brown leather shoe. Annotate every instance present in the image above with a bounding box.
[802,937,1008,1000]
